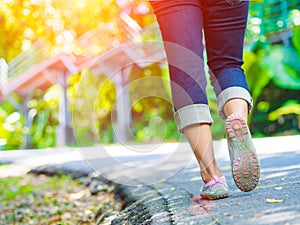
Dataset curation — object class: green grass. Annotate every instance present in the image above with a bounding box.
[0,174,76,202]
[0,176,32,201]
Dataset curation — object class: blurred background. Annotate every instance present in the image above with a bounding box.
[0,0,299,150]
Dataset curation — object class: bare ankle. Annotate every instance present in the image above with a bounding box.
[224,98,248,120]
[201,171,214,183]
[201,168,223,183]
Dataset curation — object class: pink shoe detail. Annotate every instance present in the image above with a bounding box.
[200,176,229,200]
[204,176,226,188]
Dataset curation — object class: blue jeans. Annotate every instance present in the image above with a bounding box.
[150,0,252,131]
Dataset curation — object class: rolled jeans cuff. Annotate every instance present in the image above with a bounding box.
[217,87,253,120]
[174,104,214,133]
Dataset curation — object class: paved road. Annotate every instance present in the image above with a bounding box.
[1,135,300,224]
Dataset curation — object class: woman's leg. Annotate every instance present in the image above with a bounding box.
[183,124,222,182]
[202,0,252,118]
[203,0,260,191]
[150,0,224,184]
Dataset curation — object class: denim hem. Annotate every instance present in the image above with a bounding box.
[174,104,214,133]
[217,87,253,120]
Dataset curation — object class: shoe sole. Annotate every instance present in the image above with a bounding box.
[200,193,229,200]
[226,114,260,192]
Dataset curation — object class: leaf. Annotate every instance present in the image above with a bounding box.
[272,64,300,89]
[292,25,300,57]
[252,213,266,218]
[255,185,267,189]
[266,198,284,203]
[242,51,256,75]
[262,45,300,90]
[268,100,300,121]
[274,187,283,191]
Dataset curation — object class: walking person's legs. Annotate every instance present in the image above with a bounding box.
[150,0,229,199]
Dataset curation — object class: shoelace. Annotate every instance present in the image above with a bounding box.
[204,176,226,188]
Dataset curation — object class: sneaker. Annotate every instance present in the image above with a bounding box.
[226,114,260,192]
[200,176,229,200]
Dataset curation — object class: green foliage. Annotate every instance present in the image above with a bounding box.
[69,64,180,146]
[268,100,300,121]
[0,94,25,150]
[251,83,300,136]
[243,21,300,136]
[0,173,76,203]
[292,27,300,56]
[28,87,60,149]
[0,176,33,201]
[129,63,180,142]
[0,87,59,150]
[68,70,117,145]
